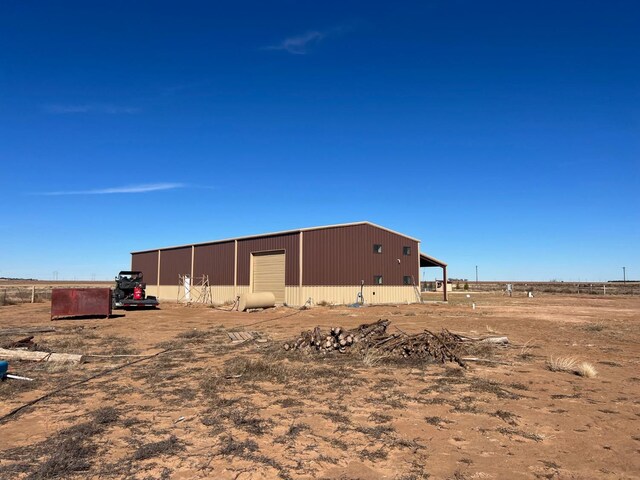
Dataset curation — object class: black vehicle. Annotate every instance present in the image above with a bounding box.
[112,271,159,309]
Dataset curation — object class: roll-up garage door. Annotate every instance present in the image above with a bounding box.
[252,251,285,303]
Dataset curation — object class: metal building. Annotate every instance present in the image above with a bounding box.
[130,222,448,306]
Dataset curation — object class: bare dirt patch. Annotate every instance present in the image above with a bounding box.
[1,293,639,479]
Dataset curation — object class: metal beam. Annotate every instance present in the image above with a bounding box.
[443,265,448,302]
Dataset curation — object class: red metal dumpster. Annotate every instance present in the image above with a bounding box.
[51,288,112,320]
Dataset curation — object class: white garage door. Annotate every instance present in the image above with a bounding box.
[252,251,285,304]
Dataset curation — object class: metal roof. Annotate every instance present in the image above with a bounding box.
[131,221,421,254]
[420,253,447,268]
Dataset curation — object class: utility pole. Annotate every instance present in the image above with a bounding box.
[623,267,626,284]
[475,265,478,284]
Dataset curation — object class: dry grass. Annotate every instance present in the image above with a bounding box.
[360,348,390,367]
[546,355,578,373]
[575,362,598,378]
[547,356,598,378]
[133,435,183,460]
[518,339,536,359]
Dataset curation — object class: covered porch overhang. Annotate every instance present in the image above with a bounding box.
[420,253,448,301]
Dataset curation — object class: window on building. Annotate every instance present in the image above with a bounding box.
[373,244,383,254]
[403,246,411,256]
[403,276,413,285]
[374,275,383,285]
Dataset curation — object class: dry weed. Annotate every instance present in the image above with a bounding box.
[546,355,578,372]
[547,356,597,378]
[360,348,390,367]
[575,362,598,378]
[519,339,536,359]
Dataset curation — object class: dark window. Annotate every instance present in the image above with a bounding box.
[403,246,411,256]
[403,276,413,285]
[373,244,382,254]
[374,275,383,285]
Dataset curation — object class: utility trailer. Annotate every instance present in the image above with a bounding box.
[112,271,159,309]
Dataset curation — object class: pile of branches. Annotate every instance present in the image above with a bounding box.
[283,319,484,367]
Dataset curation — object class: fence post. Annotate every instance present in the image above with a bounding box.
[31,286,36,303]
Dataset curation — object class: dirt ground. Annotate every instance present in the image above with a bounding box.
[0,293,639,479]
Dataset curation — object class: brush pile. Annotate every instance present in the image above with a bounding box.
[282,319,500,367]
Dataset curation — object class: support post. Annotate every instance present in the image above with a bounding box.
[443,265,448,302]
[234,239,238,295]
[157,250,161,298]
[190,245,195,281]
[299,231,303,306]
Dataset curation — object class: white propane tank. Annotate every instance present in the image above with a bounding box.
[238,292,276,311]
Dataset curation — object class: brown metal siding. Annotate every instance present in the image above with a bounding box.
[131,251,158,285]
[193,242,235,285]
[159,247,192,285]
[237,233,299,286]
[303,224,419,286]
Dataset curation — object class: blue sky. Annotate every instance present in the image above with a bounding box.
[0,1,638,282]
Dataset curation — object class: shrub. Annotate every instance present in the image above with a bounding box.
[547,356,578,372]
[575,362,598,378]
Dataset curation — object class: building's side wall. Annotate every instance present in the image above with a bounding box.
[193,242,234,285]
[159,247,192,286]
[236,233,300,286]
[303,224,419,286]
[295,285,417,305]
[134,224,421,305]
[131,251,158,285]
[148,285,250,304]
[144,284,416,306]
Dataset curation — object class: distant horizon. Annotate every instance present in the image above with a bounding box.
[1,276,637,284]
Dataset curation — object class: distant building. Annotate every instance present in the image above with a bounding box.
[131,222,447,306]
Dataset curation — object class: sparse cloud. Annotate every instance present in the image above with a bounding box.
[36,183,185,196]
[44,104,141,114]
[264,30,327,55]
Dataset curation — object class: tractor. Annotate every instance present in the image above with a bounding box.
[112,271,159,309]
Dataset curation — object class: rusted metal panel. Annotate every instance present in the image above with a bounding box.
[159,247,192,285]
[131,250,158,285]
[303,224,419,286]
[51,288,112,320]
[236,233,299,286]
[193,241,235,285]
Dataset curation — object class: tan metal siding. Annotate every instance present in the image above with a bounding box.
[131,251,158,285]
[237,233,299,286]
[303,224,419,286]
[252,252,286,303]
[193,242,234,285]
[159,247,192,285]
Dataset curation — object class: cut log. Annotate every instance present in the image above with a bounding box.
[478,336,509,345]
[448,331,509,344]
[0,348,84,364]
